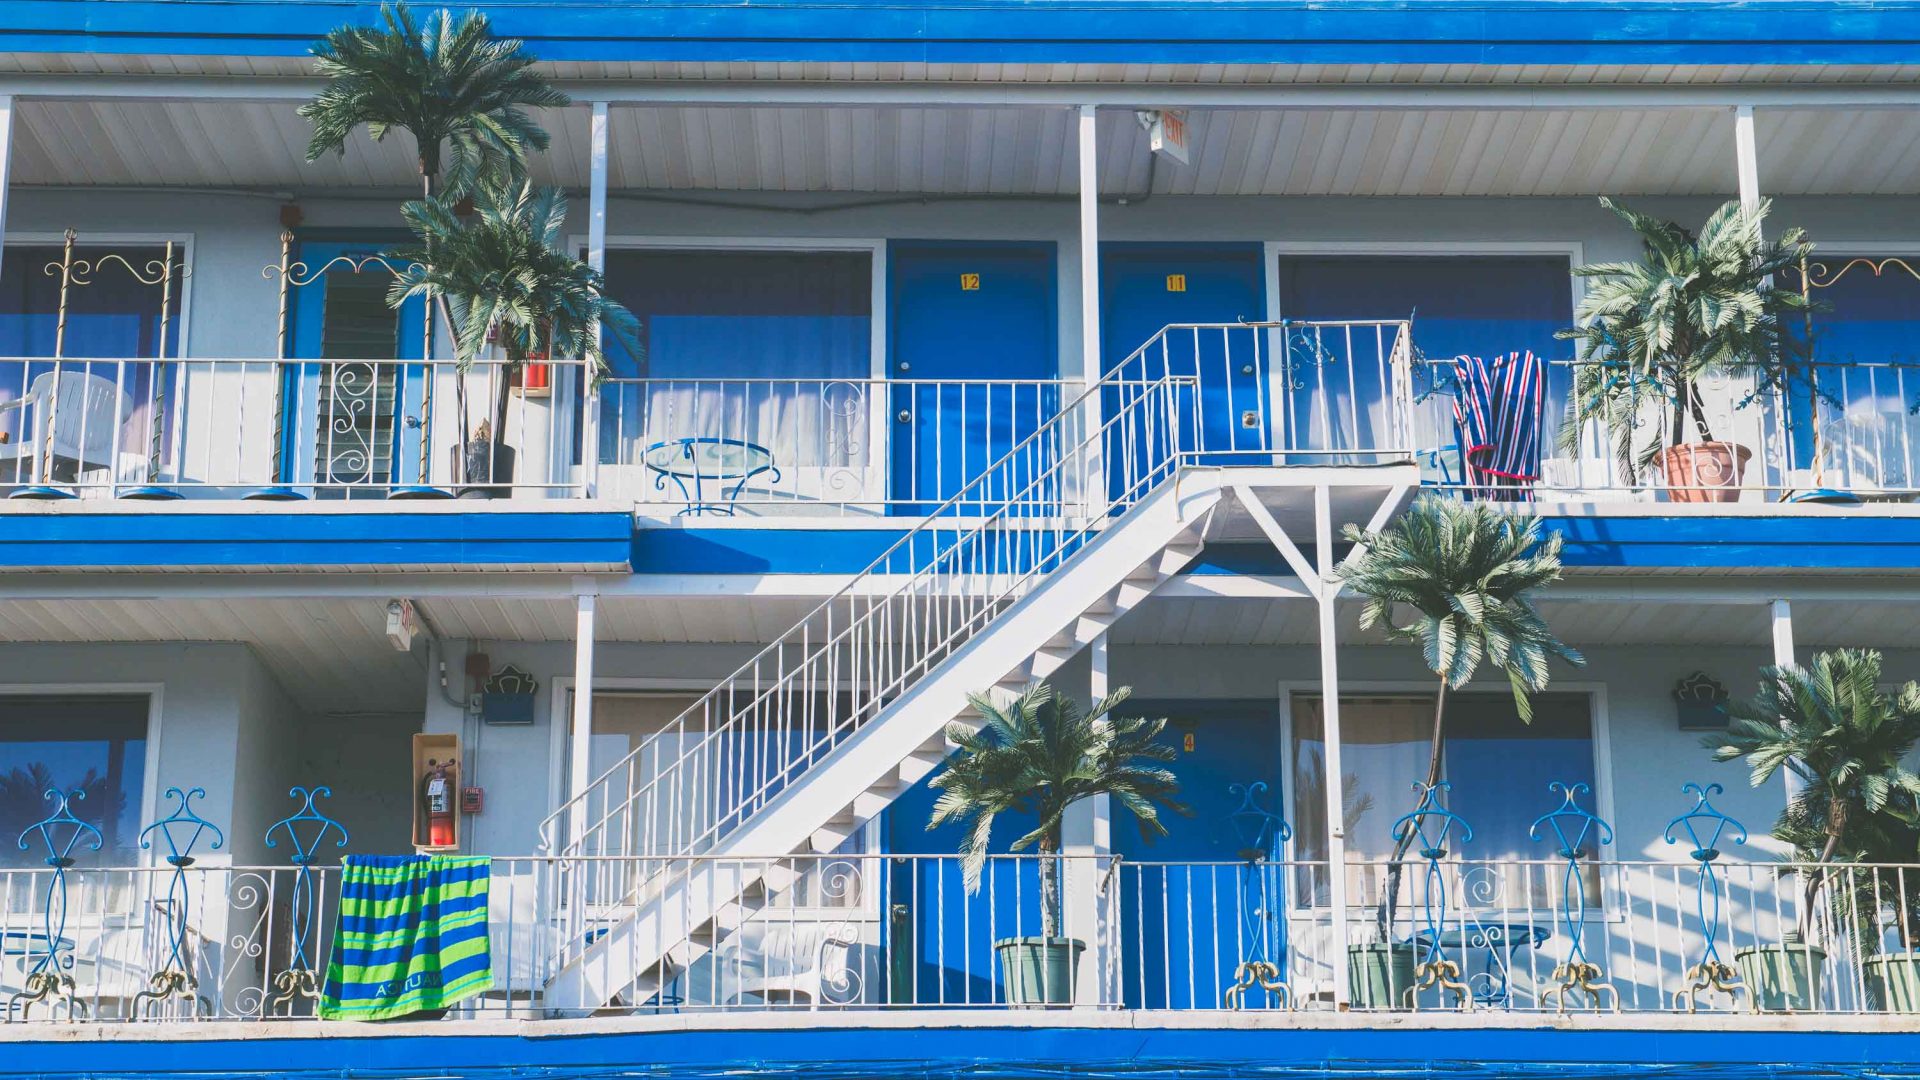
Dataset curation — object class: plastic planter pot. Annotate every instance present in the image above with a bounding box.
[995,936,1084,1006]
[1736,942,1826,1012]
[1347,942,1417,1010]
[1866,953,1920,1013]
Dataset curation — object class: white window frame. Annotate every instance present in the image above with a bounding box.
[0,681,166,866]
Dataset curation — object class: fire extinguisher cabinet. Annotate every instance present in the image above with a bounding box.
[411,732,462,853]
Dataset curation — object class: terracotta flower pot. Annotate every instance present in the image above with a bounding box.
[1660,441,1752,503]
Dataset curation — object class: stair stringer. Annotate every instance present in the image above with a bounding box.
[545,471,1224,1014]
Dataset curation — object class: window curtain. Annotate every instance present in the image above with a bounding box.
[599,251,872,481]
[1784,258,1920,487]
[1274,256,1572,462]
[0,244,184,461]
[1291,692,1595,907]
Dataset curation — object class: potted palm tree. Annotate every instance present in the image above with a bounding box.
[1774,788,1920,1012]
[301,1,568,200]
[1558,197,1813,503]
[1334,495,1584,1007]
[929,682,1187,1006]
[388,178,639,496]
[1710,648,1920,1012]
[302,1,574,494]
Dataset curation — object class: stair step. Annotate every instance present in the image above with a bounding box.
[810,808,861,853]
[853,781,904,820]
[1047,613,1116,649]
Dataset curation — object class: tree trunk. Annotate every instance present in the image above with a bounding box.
[1376,681,1449,939]
[1041,830,1063,939]
[1802,797,1849,941]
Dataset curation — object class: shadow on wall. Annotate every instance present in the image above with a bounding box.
[298,712,420,855]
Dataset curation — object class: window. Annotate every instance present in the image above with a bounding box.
[597,249,874,485]
[1274,255,1574,458]
[0,243,185,483]
[313,271,403,488]
[0,695,149,869]
[1783,256,1920,487]
[1290,692,1597,907]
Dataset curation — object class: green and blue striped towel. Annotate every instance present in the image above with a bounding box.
[319,855,492,1021]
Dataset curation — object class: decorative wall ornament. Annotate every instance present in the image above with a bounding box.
[133,786,225,1015]
[8,788,102,1019]
[263,786,350,1012]
[1673,672,1731,731]
[1665,782,1749,1011]
[1529,781,1619,1013]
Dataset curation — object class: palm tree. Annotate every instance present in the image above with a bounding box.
[1710,648,1920,939]
[388,177,639,484]
[1334,494,1584,932]
[929,682,1188,937]
[1557,197,1813,482]
[300,1,569,198]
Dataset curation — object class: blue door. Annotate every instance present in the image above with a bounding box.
[887,242,1057,515]
[1100,244,1266,490]
[281,240,431,494]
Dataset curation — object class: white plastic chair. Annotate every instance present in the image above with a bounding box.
[716,920,860,1007]
[0,371,132,479]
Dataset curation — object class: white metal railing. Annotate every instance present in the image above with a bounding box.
[14,855,1920,1020]
[1416,358,1920,501]
[597,377,1079,516]
[0,356,590,499]
[538,347,1199,872]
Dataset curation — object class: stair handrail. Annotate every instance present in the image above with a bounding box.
[538,338,1205,862]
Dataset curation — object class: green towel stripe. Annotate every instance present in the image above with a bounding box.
[329,938,491,987]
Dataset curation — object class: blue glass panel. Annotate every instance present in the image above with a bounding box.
[0,695,148,868]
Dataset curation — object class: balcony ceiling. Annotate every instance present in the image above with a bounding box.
[14,95,1920,197]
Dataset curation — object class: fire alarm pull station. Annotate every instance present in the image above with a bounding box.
[461,787,484,814]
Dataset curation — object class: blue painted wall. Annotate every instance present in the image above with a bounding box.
[0,510,635,569]
[11,0,1920,66]
[14,1021,1920,1078]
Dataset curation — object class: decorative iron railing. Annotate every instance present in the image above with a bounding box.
[11,850,1920,1021]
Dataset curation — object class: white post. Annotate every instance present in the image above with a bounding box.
[0,96,14,282]
[1315,483,1352,1008]
[1077,105,1106,511]
[568,587,598,850]
[1771,598,1804,801]
[582,101,610,499]
[1065,632,1112,1006]
[1734,105,1762,216]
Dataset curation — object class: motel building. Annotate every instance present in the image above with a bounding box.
[9,0,1920,1076]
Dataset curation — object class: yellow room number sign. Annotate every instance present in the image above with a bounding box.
[959,273,981,291]
[1166,273,1187,293]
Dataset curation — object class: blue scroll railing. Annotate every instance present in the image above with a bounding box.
[1220,781,1293,1010]
[1528,780,1618,1013]
[1666,781,1749,1011]
[1391,781,1474,1010]
[8,789,103,1020]
[132,786,225,1016]
[263,785,349,1013]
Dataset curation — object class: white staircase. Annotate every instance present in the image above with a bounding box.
[545,474,1218,1010]
[534,319,1419,1013]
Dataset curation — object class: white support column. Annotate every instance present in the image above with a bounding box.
[568,587,598,849]
[1077,104,1106,510]
[1734,105,1762,215]
[1771,598,1805,801]
[582,101,610,498]
[0,97,14,282]
[1065,632,1112,1006]
[1314,483,1353,1008]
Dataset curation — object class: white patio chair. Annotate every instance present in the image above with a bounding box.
[0,370,133,480]
[715,920,860,1008]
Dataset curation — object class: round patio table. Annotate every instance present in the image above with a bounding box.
[642,437,781,517]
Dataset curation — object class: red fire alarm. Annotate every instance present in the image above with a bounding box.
[460,786,484,814]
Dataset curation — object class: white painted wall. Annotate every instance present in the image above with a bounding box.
[0,642,302,862]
